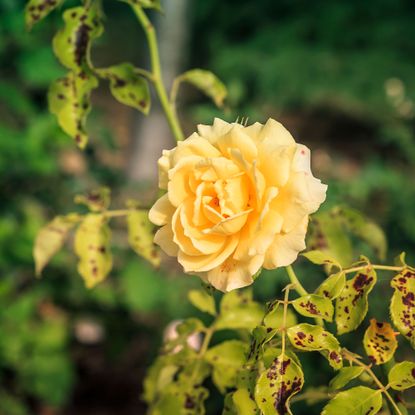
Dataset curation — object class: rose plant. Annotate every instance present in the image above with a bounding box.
[27,1,415,414]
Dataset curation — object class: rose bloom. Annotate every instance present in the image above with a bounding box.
[149,118,327,292]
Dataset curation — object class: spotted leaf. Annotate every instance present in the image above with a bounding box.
[390,268,415,348]
[291,294,334,322]
[48,71,98,148]
[388,361,415,391]
[287,323,343,369]
[254,352,304,415]
[53,6,103,71]
[74,213,112,288]
[363,319,398,365]
[97,63,150,114]
[301,250,342,270]
[75,187,111,212]
[335,267,377,335]
[315,271,346,300]
[329,366,364,390]
[25,0,65,29]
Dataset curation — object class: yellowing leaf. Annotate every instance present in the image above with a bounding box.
[315,271,346,300]
[231,389,259,415]
[254,352,304,415]
[287,323,343,369]
[329,366,364,390]
[390,268,415,348]
[188,289,216,316]
[34,213,80,275]
[52,6,103,71]
[301,250,341,269]
[321,386,382,415]
[74,187,111,212]
[127,209,160,267]
[48,71,98,148]
[335,267,377,335]
[74,214,112,288]
[25,0,65,29]
[363,319,398,365]
[388,361,415,391]
[291,294,334,322]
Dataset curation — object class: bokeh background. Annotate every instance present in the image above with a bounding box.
[1,0,415,414]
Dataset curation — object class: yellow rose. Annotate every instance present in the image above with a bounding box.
[149,118,327,292]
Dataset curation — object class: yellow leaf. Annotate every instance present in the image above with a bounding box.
[74,214,112,288]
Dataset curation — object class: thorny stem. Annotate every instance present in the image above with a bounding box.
[343,349,404,415]
[131,5,185,143]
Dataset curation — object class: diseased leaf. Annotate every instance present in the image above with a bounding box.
[363,319,398,365]
[53,6,103,71]
[291,294,334,322]
[74,214,112,288]
[315,271,346,300]
[224,389,259,415]
[33,213,80,275]
[301,250,342,269]
[74,187,111,212]
[321,386,382,415]
[25,0,65,29]
[205,340,247,393]
[390,268,415,348]
[287,323,343,369]
[48,71,98,148]
[188,289,216,316]
[388,361,415,391]
[254,352,304,415]
[335,267,377,335]
[97,63,151,113]
[177,69,227,107]
[127,209,160,267]
[329,366,364,390]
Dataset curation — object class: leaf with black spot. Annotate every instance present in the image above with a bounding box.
[97,63,151,114]
[335,267,377,335]
[291,294,334,322]
[53,5,103,71]
[388,361,415,391]
[315,271,346,300]
[390,268,415,348]
[48,71,98,148]
[25,0,65,30]
[75,187,111,212]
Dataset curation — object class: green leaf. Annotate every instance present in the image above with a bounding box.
[315,271,346,300]
[119,0,162,11]
[254,352,304,415]
[127,209,161,267]
[33,213,80,275]
[390,268,415,347]
[53,6,103,71]
[335,267,377,335]
[287,323,343,369]
[48,71,98,148]
[97,63,151,113]
[321,386,382,415]
[177,69,227,107]
[74,187,111,212]
[205,340,247,393]
[394,252,407,267]
[188,289,216,316]
[302,250,341,269]
[363,319,398,365]
[216,302,264,331]
[25,0,65,30]
[74,213,112,288]
[224,389,259,415]
[388,361,415,391]
[263,301,297,329]
[329,366,364,390]
[291,294,334,322]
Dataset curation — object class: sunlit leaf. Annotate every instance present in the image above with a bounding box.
[48,71,98,148]
[291,294,334,322]
[177,69,227,107]
[53,6,103,71]
[74,187,111,212]
[254,352,304,415]
[97,63,151,113]
[74,214,112,288]
[25,0,65,30]
[263,301,297,329]
[287,323,343,369]
[363,319,398,365]
[302,250,341,270]
[321,386,382,415]
[390,268,415,348]
[335,267,377,335]
[224,389,259,415]
[33,213,80,275]
[315,271,346,300]
[329,366,364,390]
[394,252,407,267]
[388,361,415,391]
[188,289,216,316]
[127,209,161,267]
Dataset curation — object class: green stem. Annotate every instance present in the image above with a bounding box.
[344,265,404,274]
[131,5,185,142]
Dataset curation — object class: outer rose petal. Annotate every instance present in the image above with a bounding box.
[148,193,175,226]
[154,225,178,257]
